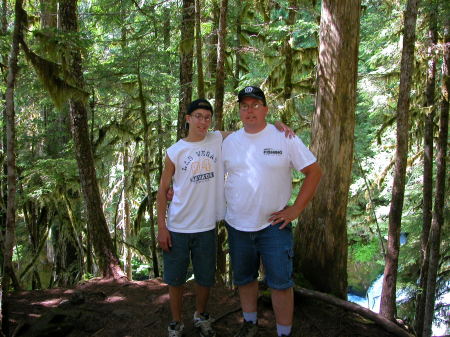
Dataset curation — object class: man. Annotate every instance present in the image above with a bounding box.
[222,86,322,337]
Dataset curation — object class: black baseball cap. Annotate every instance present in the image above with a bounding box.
[187,98,213,115]
[237,86,266,105]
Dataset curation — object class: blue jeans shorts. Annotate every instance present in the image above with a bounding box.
[226,222,294,290]
[163,228,216,287]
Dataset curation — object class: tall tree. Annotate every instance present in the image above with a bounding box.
[421,16,449,337]
[195,0,205,98]
[177,0,195,140]
[415,2,437,334]
[380,0,420,320]
[294,0,361,299]
[281,0,297,123]
[206,0,219,94]
[3,0,23,293]
[213,0,228,130]
[58,0,124,279]
[2,0,24,333]
[233,1,242,92]
[213,0,228,284]
[137,66,159,278]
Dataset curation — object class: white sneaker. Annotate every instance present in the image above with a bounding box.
[193,312,216,337]
[168,321,184,337]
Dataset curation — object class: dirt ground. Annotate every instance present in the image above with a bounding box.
[4,278,406,337]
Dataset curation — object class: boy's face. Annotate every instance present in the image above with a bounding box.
[186,108,212,138]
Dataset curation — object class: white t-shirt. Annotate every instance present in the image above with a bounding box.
[222,124,316,232]
[166,131,225,233]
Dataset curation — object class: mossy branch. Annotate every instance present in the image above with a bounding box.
[18,36,89,109]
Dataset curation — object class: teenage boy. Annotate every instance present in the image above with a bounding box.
[157,99,223,337]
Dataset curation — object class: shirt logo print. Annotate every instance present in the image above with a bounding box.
[182,149,218,184]
[263,148,282,156]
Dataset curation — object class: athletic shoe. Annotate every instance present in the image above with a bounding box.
[193,312,216,337]
[168,321,184,337]
[234,320,258,337]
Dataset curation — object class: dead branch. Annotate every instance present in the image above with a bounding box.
[293,286,414,337]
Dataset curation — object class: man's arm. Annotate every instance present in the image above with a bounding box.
[269,162,322,229]
[156,155,176,251]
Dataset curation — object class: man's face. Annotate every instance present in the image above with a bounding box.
[239,97,268,132]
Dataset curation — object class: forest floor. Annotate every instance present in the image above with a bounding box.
[5,277,407,337]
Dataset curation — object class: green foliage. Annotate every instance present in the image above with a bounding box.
[21,158,79,201]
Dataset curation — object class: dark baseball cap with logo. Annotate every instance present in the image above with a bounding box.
[237,86,266,105]
[187,98,214,115]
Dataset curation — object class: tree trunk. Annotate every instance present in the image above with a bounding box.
[206,0,219,90]
[163,7,172,147]
[233,2,242,93]
[1,1,7,294]
[212,0,228,284]
[123,145,132,280]
[380,0,420,320]
[58,0,124,279]
[3,0,23,293]
[137,67,159,278]
[281,0,297,123]
[421,17,449,337]
[214,0,228,131]
[294,0,361,299]
[195,0,205,98]
[40,0,57,28]
[177,0,195,140]
[415,6,437,335]
[1,1,23,334]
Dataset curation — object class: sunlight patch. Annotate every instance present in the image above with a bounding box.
[106,294,126,303]
[33,299,61,307]
[155,294,170,304]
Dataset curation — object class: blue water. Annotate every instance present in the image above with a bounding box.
[348,275,449,335]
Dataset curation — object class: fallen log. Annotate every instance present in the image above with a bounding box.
[294,286,415,337]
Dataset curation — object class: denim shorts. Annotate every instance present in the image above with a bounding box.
[163,229,216,287]
[226,222,294,290]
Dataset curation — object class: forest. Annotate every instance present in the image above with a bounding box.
[0,0,448,336]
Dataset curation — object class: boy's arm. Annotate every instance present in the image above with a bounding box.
[274,121,295,138]
[219,121,294,140]
[156,155,176,251]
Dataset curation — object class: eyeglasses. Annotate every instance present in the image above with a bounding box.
[191,113,212,122]
[240,103,263,111]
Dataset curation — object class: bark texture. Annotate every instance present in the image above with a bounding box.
[195,0,205,98]
[138,68,159,278]
[294,0,361,299]
[3,0,24,293]
[415,6,437,335]
[421,17,449,337]
[213,0,228,130]
[380,0,420,320]
[177,0,195,140]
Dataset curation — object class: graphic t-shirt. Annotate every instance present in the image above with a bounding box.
[166,131,225,233]
[222,124,316,232]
